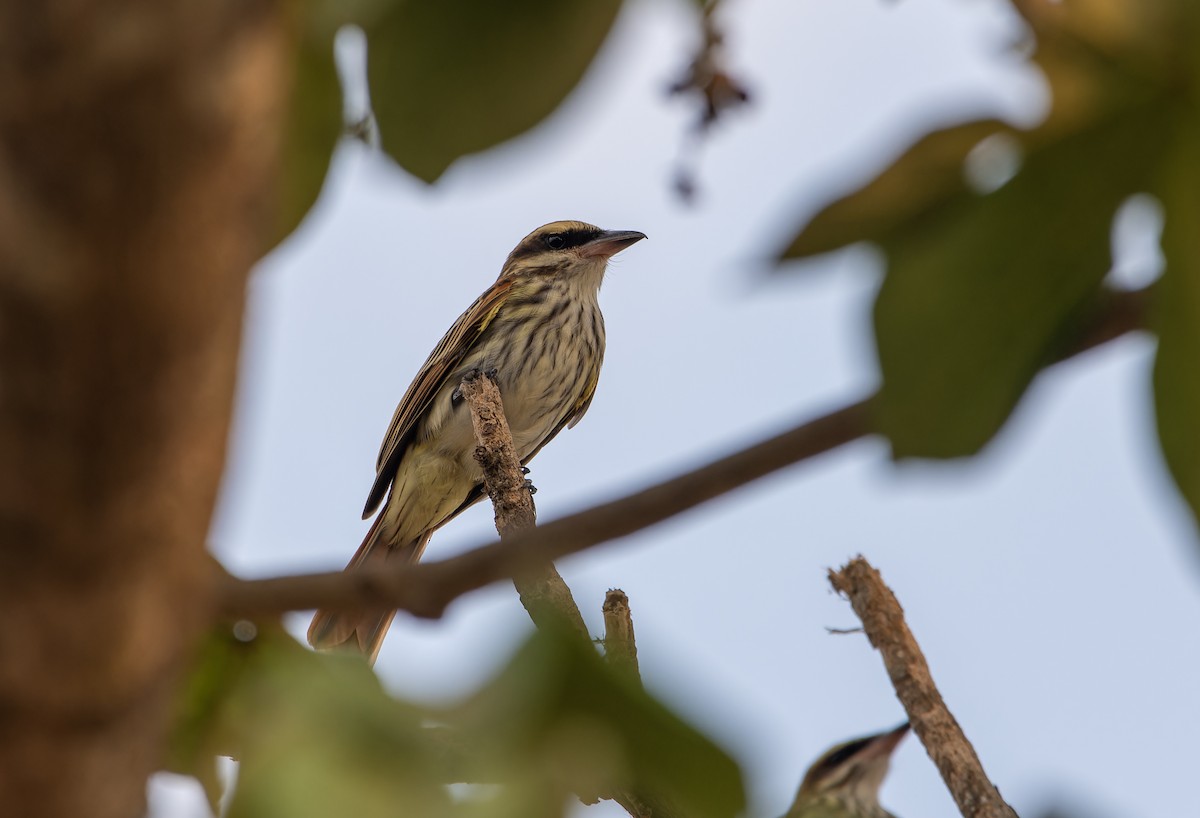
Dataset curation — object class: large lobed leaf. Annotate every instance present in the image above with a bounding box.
[776,0,1200,528]
[367,0,625,183]
[1151,104,1200,534]
[276,7,344,244]
[867,104,1169,457]
[276,0,626,239]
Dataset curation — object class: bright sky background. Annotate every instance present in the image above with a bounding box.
[151,1,1200,816]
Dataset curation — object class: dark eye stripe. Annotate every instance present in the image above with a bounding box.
[546,228,599,250]
[820,738,870,771]
[507,226,603,264]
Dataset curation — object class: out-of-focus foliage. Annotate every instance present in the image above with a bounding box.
[276,0,626,240]
[452,623,745,818]
[277,5,344,243]
[777,0,1200,529]
[166,623,744,818]
[167,623,450,818]
[366,0,624,183]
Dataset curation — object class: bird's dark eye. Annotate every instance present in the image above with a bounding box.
[546,234,565,250]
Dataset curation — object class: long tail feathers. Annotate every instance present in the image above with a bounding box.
[307,519,429,665]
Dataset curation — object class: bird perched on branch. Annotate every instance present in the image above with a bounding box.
[308,221,646,662]
[785,723,909,818]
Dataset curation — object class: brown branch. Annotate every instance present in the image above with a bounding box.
[829,557,1019,818]
[602,589,641,684]
[218,396,870,617]
[598,589,681,818]
[457,370,589,638]
[459,374,677,818]
[459,370,538,538]
[216,284,1149,619]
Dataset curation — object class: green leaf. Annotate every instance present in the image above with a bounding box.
[780,120,1011,260]
[230,632,451,818]
[773,0,1193,459]
[1151,107,1200,532]
[872,103,1169,457]
[165,625,256,811]
[168,623,451,818]
[453,625,745,818]
[277,14,344,244]
[365,0,624,183]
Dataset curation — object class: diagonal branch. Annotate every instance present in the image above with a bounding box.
[458,372,682,818]
[457,369,589,638]
[217,396,870,618]
[830,557,1019,818]
[216,285,1149,619]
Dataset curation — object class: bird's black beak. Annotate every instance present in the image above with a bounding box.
[580,229,647,259]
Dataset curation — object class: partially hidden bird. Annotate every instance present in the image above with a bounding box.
[784,723,909,818]
[308,221,646,663]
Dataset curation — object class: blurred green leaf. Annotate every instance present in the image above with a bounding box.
[229,632,450,818]
[165,625,256,811]
[1151,107,1200,532]
[775,0,1195,460]
[871,104,1168,457]
[277,10,344,244]
[780,120,1011,260]
[277,0,625,234]
[168,623,451,818]
[453,625,745,818]
[366,0,624,182]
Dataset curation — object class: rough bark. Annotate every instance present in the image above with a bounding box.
[0,2,284,815]
[457,369,590,638]
[602,589,640,684]
[830,557,1019,818]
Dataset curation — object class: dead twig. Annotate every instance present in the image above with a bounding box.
[602,589,641,684]
[458,373,676,818]
[457,370,588,639]
[829,557,1019,818]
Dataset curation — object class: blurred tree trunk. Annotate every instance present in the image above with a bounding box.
[0,2,284,815]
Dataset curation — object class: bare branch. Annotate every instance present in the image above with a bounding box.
[217,284,1148,619]
[829,557,1019,818]
[458,370,590,638]
[219,397,870,616]
[602,589,641,684]
[598,589,681,818]
[459,370,538,537]
[459,374,678,818]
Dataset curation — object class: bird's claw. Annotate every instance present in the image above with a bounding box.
[525,478,538,495]
[520,466,530,475]
[485,367,499,380]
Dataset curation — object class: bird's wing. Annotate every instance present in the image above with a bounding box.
[362,274,516,518]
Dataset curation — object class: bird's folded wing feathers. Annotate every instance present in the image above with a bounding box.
[362,274,516,518]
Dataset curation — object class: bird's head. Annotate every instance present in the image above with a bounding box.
[501,221,646,286]
[788,723,909,818]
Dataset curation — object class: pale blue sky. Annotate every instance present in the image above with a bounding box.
[151,1,1200,815]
